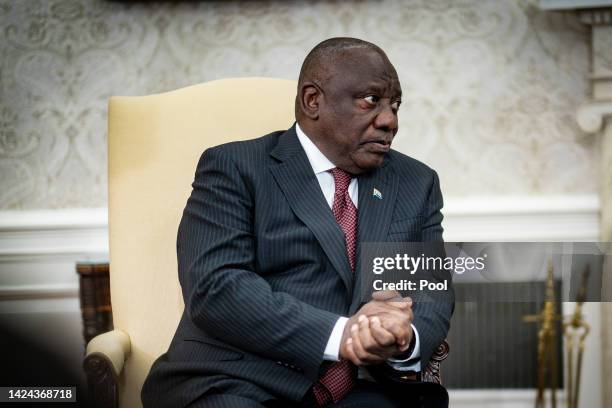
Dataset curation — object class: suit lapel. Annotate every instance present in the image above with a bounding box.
[269,126,354,294]
[349,161,398,314]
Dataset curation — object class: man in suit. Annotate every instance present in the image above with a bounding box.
[142,37,453,407]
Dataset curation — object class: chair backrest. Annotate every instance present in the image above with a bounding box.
[108,78,297,407]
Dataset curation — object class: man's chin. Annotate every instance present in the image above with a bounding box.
[354,154,386,173]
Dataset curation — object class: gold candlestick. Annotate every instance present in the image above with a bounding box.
[563,265,590,408]
[523,261,562,408]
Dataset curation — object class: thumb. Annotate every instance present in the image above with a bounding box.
[372,291,412,309]
[371,290,401,301]
[387,296,412,309]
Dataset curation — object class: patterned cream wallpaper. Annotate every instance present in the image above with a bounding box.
[0,0,595,209]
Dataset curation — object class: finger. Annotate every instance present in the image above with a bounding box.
[344,337,363,366]
[350,322,380,364]
[384,305,414,324]
[370,294,412,310]
[359,302,393,317]
[379,314,411,347]
[361,301,410,317]
[374,305,413,325]
[372,290,401,301]
[358,315,380,354]
[379,304,414,325]
[398,337,412,352]
[369,316,396,347]
[397,325,413,352]
[389,296,412,308]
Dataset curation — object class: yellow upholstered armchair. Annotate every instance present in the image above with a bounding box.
[83,78,449,408]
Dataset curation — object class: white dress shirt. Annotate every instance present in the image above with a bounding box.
[295,123,421,372]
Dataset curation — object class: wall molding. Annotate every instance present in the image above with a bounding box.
[0,208,108,259]
[0,208,108,303]
[0,208,107,231]
[540,0,612,10]
[0,283,79,300]
[443,194,600,241]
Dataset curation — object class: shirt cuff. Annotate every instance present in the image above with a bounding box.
[323,316,348,361]
[386,324,421,371]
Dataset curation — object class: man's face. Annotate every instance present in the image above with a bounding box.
[314,49,402,174]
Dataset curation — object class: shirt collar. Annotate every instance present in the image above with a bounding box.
[295,122,336,175]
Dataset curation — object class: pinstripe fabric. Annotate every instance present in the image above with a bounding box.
[141,124,454,408]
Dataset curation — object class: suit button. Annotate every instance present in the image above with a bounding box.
[276,361,282,365]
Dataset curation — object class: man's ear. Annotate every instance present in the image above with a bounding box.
[299,82,321,120]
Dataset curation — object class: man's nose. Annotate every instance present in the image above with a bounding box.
[374,103,398,132]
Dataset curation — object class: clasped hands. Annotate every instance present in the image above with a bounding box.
[339,290,413,366]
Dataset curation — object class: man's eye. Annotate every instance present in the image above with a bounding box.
[391,101,401,111]
[363,95,379,105]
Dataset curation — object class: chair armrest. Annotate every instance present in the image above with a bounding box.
[85,329,131,376]
[422,340,450,384]
[83,330,130,408]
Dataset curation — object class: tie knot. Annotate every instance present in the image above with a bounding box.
[330,168,353,191]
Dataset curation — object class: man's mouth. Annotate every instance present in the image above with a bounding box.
[362,139,391,153]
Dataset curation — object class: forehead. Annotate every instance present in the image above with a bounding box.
[325,49,401,95]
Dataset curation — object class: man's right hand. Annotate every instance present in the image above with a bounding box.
[338,290,413,365]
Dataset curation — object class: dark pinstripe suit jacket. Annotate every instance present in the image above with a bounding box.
[141,124,454,407]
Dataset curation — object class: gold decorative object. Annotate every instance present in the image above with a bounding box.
[524,262,592,408]
[523,261,562,408]
[563,265,590,408]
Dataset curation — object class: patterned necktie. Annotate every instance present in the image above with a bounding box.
[312,168,358,406]
[330,168,358,270]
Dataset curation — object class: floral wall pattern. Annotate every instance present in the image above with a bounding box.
[0,0,594,209]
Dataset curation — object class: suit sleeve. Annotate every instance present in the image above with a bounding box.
[411,170,455,366]
[177,146,339,381]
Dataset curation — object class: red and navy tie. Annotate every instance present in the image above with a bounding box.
[312,168,358,406]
